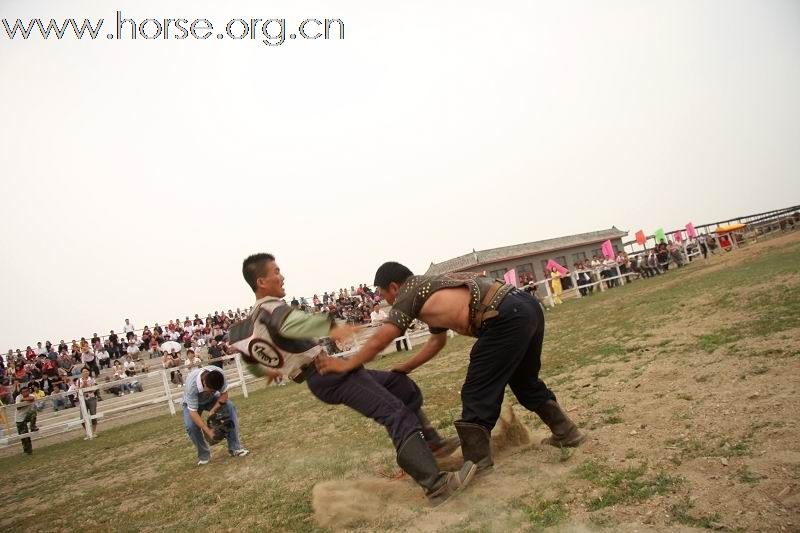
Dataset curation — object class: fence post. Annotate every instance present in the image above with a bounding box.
[615,264,624,286]
[234,353,249,398]
[404,330,413,350]
[78,392,93,440]
[571,271,582,297]
[542,279,554,308]
[160,369,177,415]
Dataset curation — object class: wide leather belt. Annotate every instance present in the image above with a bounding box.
[471,280,513,335]
[290,363,317,384]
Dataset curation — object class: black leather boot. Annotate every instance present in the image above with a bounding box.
[454,421,493,472]
[533,400,586,447]
[418,410,460,458]
[396,431,477,506]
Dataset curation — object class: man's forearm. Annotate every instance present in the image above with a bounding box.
[347,324,400,369]
[189,410,208,431]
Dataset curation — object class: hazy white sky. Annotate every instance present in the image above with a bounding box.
[1,0,798,348]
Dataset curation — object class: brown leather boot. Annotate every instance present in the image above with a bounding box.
[396,432,477,506]
[533,400,586,447]
[454,421,493,472]
[418,410,460,458]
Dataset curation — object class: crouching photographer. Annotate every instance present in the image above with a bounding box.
[181,365,249,466]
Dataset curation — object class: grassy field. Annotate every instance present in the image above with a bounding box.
[1,232,799,532]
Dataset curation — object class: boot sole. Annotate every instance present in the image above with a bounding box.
[542,432,587,448]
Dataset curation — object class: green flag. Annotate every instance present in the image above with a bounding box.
[654,228,666,244]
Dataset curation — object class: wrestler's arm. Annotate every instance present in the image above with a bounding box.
[391,332,447,374]
[278,310,356,342]
[316,323,401,375]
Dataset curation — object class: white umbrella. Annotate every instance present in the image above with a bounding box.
[160,341,182,353]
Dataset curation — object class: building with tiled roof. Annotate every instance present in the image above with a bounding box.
[425,227,628,284]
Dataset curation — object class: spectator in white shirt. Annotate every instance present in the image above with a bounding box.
[81,348,101,378]
[123,319,135,339]
[95,348,111,370]
[370,304,388,326]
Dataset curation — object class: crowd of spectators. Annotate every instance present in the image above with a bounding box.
[292,284,383,325]
[0,285,381,430]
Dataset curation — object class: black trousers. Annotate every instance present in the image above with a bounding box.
[306,367,423,449]
[17,419,33,454]
[461,289,556,430]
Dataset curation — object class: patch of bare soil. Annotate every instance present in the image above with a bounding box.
[312,401,531,531]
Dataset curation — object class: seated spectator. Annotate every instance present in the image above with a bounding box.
[112,360,131,395]
[162,350,184,387]
[185,349,203,370]
[123,356,137,377]
[126,342,140,361]
[370,303,388,326]
[96,347,111,370]
[31,383,46,411]
[50,383,66,411]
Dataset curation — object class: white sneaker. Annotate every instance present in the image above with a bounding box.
[197,458,210,466]
[229,449,249,457]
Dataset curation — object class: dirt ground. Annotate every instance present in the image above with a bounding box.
[311,232,800,532]
[0,231,798,533]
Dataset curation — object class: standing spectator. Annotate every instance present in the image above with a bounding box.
[108,331,120,359]
[35,342,46,357]
[15,386,37,455]
[207,338,224,369]
[124,318,136,339]
[81,347,100,378]
[550,268,564,305]
[76,367,99,438]
[58,340,68,354]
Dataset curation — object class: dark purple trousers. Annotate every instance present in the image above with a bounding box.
[306,367,423,449]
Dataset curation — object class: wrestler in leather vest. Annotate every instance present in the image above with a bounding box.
[387,272,514,337]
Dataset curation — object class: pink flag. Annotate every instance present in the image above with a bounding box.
[674,230,683,243]
[686,222,697,239]
[546,259,568,276]
[503,269,517,286]
[601,240,615,259]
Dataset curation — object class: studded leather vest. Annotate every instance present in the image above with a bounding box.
[386,273,513,337]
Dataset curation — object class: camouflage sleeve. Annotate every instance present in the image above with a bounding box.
[279,310,334,339]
